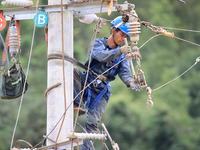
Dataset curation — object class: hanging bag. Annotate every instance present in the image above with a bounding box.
[1,61,28,99]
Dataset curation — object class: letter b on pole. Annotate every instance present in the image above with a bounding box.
[34,10,48,27]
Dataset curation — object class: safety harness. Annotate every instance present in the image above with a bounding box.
[83,48,124,112]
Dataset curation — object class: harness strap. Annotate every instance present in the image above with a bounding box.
[83,74,110,111]
[88,84,110,111]
[82,72,93,109]
[83,55,123,111]
[110,54,123,76]
[84,86,92,109]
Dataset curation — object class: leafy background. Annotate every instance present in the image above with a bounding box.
[0,0,200,149]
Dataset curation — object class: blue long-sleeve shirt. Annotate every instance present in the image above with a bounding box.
[85,37,133,87]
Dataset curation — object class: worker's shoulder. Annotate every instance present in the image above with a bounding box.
[92,38,106,49]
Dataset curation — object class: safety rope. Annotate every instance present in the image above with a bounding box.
[10,0,40,149]
[44,83,61,102]
[15,139,33,149]
[73,0,104,134]
[53,0,67,149]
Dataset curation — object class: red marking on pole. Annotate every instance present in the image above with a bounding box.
[0,10,7,30]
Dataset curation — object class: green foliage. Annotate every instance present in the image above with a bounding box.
[0,0,200,150]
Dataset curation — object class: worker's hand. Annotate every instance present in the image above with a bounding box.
[120,45,131,54]
[130,81,142,91]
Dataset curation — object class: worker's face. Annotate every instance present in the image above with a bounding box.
[113,30,128,46]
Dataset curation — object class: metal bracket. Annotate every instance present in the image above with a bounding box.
[1,2,128,21]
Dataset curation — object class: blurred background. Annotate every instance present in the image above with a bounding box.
[0,0,200,149]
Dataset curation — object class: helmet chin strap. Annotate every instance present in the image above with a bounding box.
[112,28,119,47]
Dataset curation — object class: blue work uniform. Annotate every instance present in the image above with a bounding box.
[74,37,133,150]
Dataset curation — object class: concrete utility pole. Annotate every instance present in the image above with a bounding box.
[47,0,73,149]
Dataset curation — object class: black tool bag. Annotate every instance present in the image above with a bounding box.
[0,61,28,99]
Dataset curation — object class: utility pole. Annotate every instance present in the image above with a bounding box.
[1,1,128,149]
[47,0,73,149]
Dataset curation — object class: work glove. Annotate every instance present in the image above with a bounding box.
[130,81,142,91]
[120,45,131,54]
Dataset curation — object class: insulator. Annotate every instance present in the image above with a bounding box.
[9,24,20,57]
[77,14,99,24]
[69,132,107,140]
[1,0,33,7]
[128,10,141,45]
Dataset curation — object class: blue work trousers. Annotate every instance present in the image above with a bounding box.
[81,97,108,150]
[74,68,108,149]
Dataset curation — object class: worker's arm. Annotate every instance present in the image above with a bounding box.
[90,39,121,62]
[118,58,133,87]
[118,59,141,91]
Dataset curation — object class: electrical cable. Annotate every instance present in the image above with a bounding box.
[0,33,10,70]
[158,26,200,33]
[139,34,161,50]
[9,0,40,149]
[152,56,200,92]
[174,36,200,47]
[151,32,200,92]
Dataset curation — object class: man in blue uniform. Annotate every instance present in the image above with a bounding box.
[74,16,141,149]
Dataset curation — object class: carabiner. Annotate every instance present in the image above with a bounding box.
[147,99,154,107]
